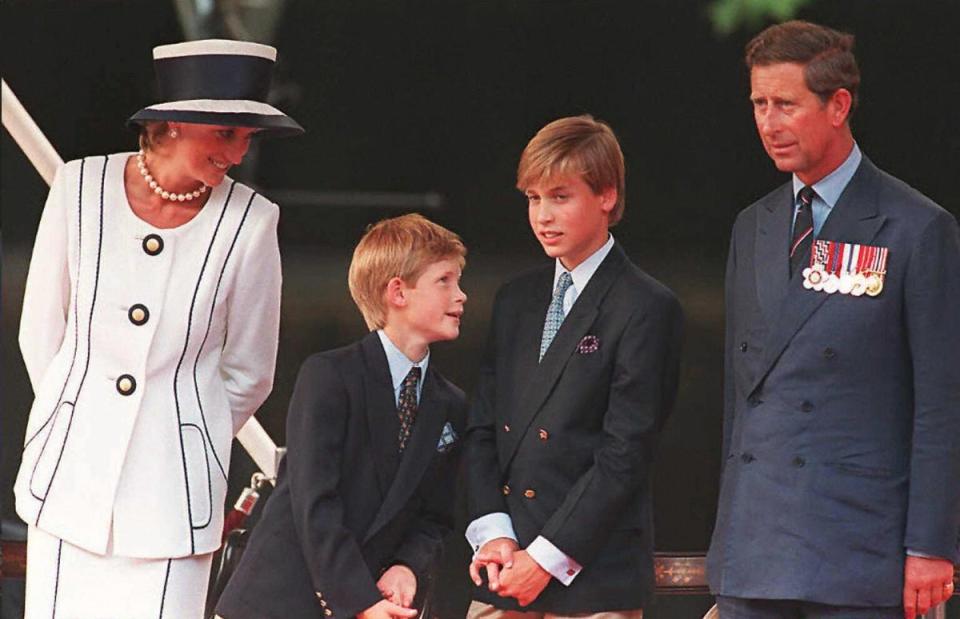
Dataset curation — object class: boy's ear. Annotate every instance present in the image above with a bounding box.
[385,276,408,308]
[600,187,617,214]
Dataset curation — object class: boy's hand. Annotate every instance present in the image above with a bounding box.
[356,599,418,619]
[376,564,418,608]
[496,550,551,607]
[469,537,519,591]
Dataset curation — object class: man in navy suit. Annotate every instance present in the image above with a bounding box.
[707,20,960,619]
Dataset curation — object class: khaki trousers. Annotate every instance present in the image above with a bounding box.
[467,600,643,619]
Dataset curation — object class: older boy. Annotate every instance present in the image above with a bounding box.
[465,116,683,617]
[216,214,468,619]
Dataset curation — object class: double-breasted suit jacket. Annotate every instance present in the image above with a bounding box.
[707,156,960,605]
[466,243,683,614]
[15,153,281,558]
[215,332,467,619]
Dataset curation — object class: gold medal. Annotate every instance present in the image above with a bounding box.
[865,272,883,297]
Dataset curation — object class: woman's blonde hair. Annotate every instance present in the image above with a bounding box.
[138,120,170,152]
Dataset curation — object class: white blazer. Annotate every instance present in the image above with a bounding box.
[15,153,281,559]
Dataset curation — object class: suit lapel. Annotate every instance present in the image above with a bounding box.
[815,157,885,244]
[363,368,448,543]
[751,158,887,395]
[500,245,626,467]
[754,183,794,326]
[518,272,553,383]
[360,333,400,499]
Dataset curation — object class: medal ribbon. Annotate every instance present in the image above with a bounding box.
[812,239,829,267]
[822,243,889,276]
[856,243,868,273]
[828,241,843,278]
[842,243,861,278]
[876,247,889,274]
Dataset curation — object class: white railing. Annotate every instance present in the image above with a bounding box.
[2,78,284,480]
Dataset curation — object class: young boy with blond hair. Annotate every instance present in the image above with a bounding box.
[217,213,468,619]
[465,115,683,617]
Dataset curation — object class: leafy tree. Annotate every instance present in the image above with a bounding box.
[709,0,814,34]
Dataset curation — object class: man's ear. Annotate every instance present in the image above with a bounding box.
[385,276,407,309]
[829,88,853,127]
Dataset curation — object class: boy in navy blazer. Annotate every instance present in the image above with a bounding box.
[465,116,683,617]
[216,213,468,619]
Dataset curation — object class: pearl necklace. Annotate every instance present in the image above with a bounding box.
[136,151,208,202]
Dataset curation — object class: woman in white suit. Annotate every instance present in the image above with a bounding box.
[14,39,303,618]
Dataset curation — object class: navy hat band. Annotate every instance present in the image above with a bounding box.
[155,54,274,103]
[129,39,303,137]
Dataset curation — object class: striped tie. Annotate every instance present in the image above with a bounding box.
[790,186,815,277]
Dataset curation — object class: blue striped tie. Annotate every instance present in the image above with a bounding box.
[790,186,815,276]
[539,272,573,362]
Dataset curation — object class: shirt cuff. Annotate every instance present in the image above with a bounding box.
[526,536,582,586]
[906,548,945,560]
[465,512,518,556]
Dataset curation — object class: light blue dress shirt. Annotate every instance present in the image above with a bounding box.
[552,234,615,316]
[791,143,862,237]
[376,330,428,406]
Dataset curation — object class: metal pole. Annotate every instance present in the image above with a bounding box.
[2,79,61,185]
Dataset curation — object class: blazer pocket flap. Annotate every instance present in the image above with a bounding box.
[180,424,212,528]
[827,462,898,479]
[29,401,75,499]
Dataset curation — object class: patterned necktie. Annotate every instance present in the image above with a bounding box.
[790,186,815,277]
[539,271,573,362]
[397,366,421,452]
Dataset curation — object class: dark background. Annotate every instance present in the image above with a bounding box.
[3,1,958,617]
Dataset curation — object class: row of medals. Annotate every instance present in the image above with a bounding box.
[802,264,883,297]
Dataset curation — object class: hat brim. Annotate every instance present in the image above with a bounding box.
[128,108,304,138]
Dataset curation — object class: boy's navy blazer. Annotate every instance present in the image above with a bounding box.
[216,332,467,619]
[707,156,960,605]
[466,242,683,614]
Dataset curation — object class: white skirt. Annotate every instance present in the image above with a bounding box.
[25,526,213,619]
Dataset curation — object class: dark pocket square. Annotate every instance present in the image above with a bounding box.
[577,335,600,354]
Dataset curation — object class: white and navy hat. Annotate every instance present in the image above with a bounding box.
[128,39,304,137]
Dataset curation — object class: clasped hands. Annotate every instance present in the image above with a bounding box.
[358,564,419,619]
[469,537,552,607]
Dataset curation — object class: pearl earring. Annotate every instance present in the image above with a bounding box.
[169,129,178,139]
